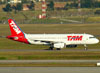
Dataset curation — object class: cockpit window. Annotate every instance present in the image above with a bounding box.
[89,37,95,38]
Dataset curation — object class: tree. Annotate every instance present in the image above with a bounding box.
[16,3,23,11]
[3,4,12,12]
[94,1,100,8]
[0,1,2,4]
[47,1,54,11]
[64,0,78,9]
[28,1,35,10]
[22,0,29,3]
[12,5,17,14]
[81,0,95,8]
[64,3,69,9]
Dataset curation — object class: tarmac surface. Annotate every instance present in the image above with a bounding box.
[0,49,100,52]
[0,60,99,63]
[0,67,99,73]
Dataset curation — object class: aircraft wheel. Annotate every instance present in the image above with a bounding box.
[49,47,53,50]
[56,48,61,50]
[84,44,88,50]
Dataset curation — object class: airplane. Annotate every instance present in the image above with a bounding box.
[1,19,99,50]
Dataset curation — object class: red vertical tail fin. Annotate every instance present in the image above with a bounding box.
[8,19,24,36]
[7,19,29,44]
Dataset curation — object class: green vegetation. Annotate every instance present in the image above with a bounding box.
[0,9,100,23]
[0,23,100,35]
[3,4,12,12]
[1,2,100,23]
[47,1,54,11]
[0,11,41,20]
[0,63,96,67]
[28,1,35,10]
[16,3,23,11]
[0,51,100,60]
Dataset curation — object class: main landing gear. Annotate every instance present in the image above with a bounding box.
[48,43,54,50]
[48,44,61,50]
[56,48,61,50]
[49,46,54,50]
[48,47,61,50]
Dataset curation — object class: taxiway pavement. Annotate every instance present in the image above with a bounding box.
[0,60,99,63]
[0,49,100,52]
[0,67,99,73]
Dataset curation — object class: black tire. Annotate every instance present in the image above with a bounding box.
[49,47,53,50]
[56,48,61,50]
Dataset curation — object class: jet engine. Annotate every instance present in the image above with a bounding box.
[54,43,65,48]
[66,45,77,48]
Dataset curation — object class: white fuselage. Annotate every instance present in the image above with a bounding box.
[25,34,99,45]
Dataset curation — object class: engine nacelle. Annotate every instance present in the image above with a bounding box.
[54,43,65,48]
[66,45,77,48]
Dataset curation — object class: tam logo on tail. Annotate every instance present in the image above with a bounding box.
[8,19,24,36]
[9,20,21,34]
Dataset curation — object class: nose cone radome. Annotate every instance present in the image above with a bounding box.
[89,38,99,44]
[95,39,99,44]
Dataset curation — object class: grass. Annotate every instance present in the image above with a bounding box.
[0,63,96,67]
[0,11,42,20]
[0,51,99,66]
[86,16,100,22]
[0,51,100,60]
[30,19,66,24]
[1,8,100,23]
[1,23,100,35]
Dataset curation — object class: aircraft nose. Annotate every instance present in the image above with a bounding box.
[95,39,99,43]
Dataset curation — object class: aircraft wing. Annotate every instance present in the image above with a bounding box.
[33,39,70,45]
[34,39,62,43]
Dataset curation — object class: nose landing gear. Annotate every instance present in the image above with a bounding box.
[84,44,88,50]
